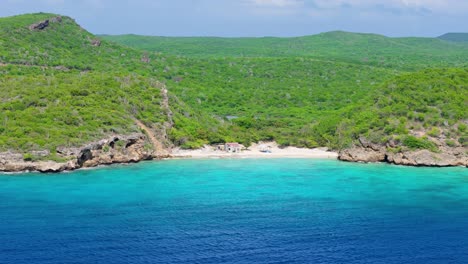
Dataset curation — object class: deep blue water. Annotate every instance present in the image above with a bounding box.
[0,159,467,264]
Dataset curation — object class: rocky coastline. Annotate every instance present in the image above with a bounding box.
[338,137,467,167]
[0,133,170,173]
[1,135,466,174]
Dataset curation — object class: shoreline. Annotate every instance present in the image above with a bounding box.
[1,139,466,174]
[0,141,338,174]
[171,143,338,160]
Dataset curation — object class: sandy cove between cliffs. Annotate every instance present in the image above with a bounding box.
[171,142,338,159]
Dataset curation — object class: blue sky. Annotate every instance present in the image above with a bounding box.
[1,0,467,37]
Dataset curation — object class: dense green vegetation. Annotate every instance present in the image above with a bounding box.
[101,32,468,70]
[0,13,192,151]
[0,13,467,156]
[163,56,396,147]
[0,66,167,150]
[333,68,467,150]
[0,14,142,71]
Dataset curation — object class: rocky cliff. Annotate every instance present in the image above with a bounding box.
[338,137,467,167]
[0,134,170,173]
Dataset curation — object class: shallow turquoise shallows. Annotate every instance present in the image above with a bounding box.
[1,159,467,264]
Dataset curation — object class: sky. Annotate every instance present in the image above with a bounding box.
[1,0,467,37]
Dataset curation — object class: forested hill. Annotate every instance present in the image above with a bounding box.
[438,33,468,43]
[0,13,141,71]
[0,13,467,165]
[337,68,467,150]
[0,13,223,152]
[101,32,468,70]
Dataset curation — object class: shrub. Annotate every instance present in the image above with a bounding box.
[23,153,36,161]
[387,146,402,153]
[181,139,206,149]
[23,153,32,161]
[427,127,440,137]
[459,123,467,133]
[102,145,110,152]
[403,136,438,152]
[116,140,126,148]
[416,113,425,122]
[445,139,456,147]
[459,136,467,147]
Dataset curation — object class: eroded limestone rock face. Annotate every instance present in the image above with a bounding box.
[73,134,157,168]
[338,148,386,163]
[0,133,169,173]
[0,159,77,173]
[386,150,467,167]
[79,134,154,168]
[339,138,467,167]
[35,161,78,173]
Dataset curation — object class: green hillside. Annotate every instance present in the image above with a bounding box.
[0,68,164,150]
[101,32,468,70]
[0,13,226,152]
[0,13,467,159]
[337,68,468,150]
[163,56,395,147]
[0,13,143,71]
[438,33,468,43]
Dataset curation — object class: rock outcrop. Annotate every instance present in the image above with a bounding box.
[0,133,170,173]
[0,157,78,173]
[338,147,386,163]
[386,149,467,167]
[29,19,49,30]
[90,39,101,47]
[77,134,155,168]
[29,16,62,31]
[338,137,467,167]
[50,16,62,23]
[339,137,387,163]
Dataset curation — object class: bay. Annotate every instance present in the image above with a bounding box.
[0,159,467,264]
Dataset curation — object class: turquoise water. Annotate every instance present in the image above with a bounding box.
[1,159,467,263]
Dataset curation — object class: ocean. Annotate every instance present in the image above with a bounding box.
[1,159,467,263]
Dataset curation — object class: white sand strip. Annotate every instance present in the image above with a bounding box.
[170,142,338,159]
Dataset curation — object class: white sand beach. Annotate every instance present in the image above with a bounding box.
[170,142,338,159]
